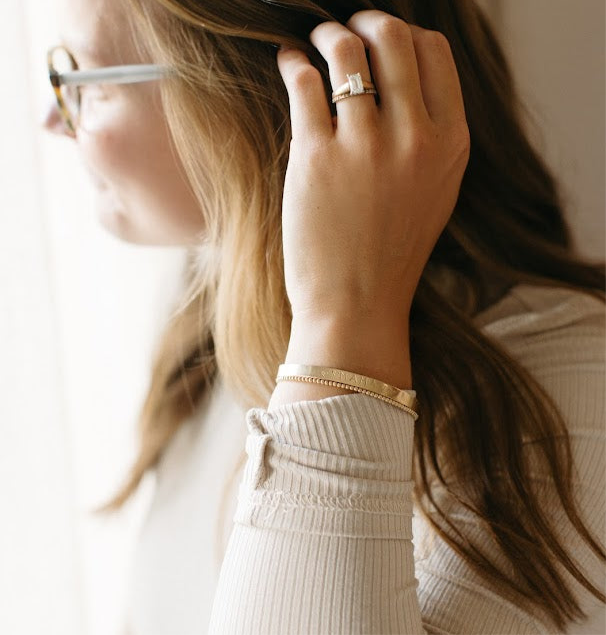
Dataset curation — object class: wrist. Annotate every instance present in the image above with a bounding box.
[268,313,411,410]
[286,312,411,388]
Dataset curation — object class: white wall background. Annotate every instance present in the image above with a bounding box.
[1,2,186,634]
[483,0,605,261]
[1,1,604,635]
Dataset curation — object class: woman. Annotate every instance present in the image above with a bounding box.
[45,0,605,633]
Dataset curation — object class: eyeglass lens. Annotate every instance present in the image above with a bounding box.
[50,47,81,129]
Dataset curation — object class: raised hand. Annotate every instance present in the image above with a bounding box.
[271,10,470,406]
[277,10,469,318]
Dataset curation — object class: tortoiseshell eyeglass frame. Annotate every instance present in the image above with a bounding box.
[47,44,172,134]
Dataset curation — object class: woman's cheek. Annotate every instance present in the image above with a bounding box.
[77,112,134,189]
[74,112,138,238]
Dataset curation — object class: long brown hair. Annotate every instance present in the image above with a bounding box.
[105,0,605,629]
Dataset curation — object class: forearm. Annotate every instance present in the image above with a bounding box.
[268,312,412,410]
[208,393,421,634]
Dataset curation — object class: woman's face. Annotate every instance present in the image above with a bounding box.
[44,0,205,246]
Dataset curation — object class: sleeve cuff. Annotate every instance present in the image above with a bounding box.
[233,393,416,539]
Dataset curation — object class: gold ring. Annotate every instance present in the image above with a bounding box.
[332,88,377,103]
[331,72,377,103]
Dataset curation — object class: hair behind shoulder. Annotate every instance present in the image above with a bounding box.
[104,1,605,629]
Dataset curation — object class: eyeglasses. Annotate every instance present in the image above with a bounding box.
[47,45,172,133]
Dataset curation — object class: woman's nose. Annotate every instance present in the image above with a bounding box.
[42,99,75,138]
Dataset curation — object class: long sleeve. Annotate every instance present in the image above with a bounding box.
[208,394,423,634]
[208,286,605,635]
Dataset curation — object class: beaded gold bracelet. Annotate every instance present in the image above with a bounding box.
[276,364,419,420]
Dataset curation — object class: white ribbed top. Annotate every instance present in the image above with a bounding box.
[129,285,605,635]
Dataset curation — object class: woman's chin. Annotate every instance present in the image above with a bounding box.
[96,199,139,244]
[96,203,179,246]
[93,190,203,247]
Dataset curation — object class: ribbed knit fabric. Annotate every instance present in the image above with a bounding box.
[206,285,605,635]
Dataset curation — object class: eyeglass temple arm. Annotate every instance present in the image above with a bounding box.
[55,64,172,86]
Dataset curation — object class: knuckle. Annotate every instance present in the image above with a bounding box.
[400,137,429,165]
[453,122,471,157]
[330,33,364,61]
[367,138,388,165]
[290,66,320,91]
[435,122,471,163]
[422,29,452,54]
[405,126,432,155]
[375,16,410,42]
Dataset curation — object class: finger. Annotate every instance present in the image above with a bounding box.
[276,47,333,140]
[308,21,378,129]
[346,10,428,124]
[408,24,467,126]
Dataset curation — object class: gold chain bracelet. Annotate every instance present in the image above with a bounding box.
[276,364,419,420]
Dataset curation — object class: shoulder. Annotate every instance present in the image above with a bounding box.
[473,283,604,336]
[416,285,605,633]
[474,284,604,437]
[477,286,605,621]
[473,283,604,369]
